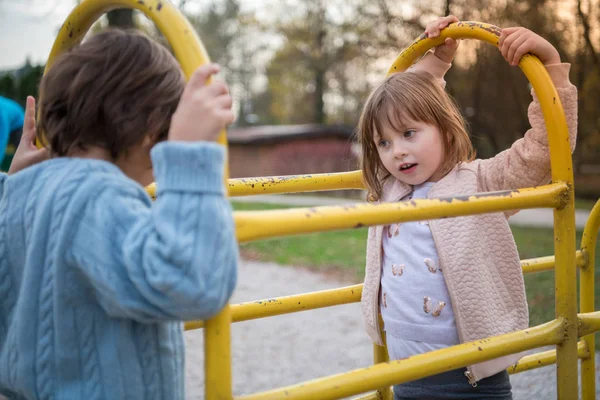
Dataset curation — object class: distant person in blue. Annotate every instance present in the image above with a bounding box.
[0,95,25,164]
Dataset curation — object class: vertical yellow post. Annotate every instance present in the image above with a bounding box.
[205,306,233,400]
[580,201,600,400]
[373,319,393,400]
[522,64,577,399]
[553,198,578,399]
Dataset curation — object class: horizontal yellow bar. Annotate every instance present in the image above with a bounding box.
[508,340,589,374]
[185,284,362,330]
[578,311,600,337]
[145,170,364,199]
[237,319,564,400]
[184,250,582,331]
[236,183,566,243]
[521,251,585,274]
[229,170,364,196]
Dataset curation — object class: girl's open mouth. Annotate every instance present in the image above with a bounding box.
[399,163,417,174]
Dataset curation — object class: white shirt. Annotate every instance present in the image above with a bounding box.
[380,181,459,360]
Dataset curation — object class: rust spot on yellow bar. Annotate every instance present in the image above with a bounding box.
[555,182,572,210]
[446,189,518,202]
[456,21,501,36]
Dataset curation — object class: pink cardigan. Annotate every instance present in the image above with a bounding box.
[361,63,577,382]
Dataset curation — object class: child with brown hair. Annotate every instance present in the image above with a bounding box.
[0,29,237,400]
[358,17,578,399]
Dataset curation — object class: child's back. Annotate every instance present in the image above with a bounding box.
[0,30,238,400]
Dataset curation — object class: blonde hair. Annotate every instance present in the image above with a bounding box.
[357,71,475,201]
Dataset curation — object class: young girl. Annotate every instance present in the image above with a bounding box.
[0,30,238,400]
[358,17,578,400]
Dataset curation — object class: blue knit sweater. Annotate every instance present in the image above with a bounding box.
[0,142,238,400]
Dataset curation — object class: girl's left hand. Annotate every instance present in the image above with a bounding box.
[499,27,561,66]
[425,15,460,63]
[8,96,48,175]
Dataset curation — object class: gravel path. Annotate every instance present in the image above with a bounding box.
[185,259,600,399]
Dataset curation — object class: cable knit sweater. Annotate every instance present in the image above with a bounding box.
[0,142,238,400]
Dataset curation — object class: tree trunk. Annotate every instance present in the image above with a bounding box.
[107,9,135,29]
[314,28,326,124]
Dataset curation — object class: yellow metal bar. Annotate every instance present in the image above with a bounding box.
[184,246,585,329]
[388,22,503,75]
[372,318,393,400]
[552,201,578,400]
[204,305,232,400]
[236,183,565,243]
[391,22,577,398]
[146,170,364,199]
[578,311,600,337]
[520,251,586,274]
[508,340,589,374]
[185,247,580,330]
[580,200,600,400]
[519,24,576,400]
[185,284,362,330]
[237,319,564,400]
[47,0,207,76]
[228,170,364,196]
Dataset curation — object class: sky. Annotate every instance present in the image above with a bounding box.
[0,0,253,70]
[0,1,78,69]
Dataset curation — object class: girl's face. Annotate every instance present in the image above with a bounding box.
[374,115,446,185]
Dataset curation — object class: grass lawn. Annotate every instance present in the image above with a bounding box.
[232,201,600,331]
[576,197,599,211]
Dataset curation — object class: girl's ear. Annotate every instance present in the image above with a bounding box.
[142,134,158,150]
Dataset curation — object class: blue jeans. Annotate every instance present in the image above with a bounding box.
[394,368,512,400]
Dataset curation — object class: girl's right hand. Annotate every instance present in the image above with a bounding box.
[499,27,561,66]
[8,96,48,175]
[425,15,460,63]
[168,63,235,143]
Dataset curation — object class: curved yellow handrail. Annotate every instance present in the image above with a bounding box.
[388,21,573,186]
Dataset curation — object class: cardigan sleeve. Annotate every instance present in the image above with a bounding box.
[477,63,578,193]
[406,51,452,87]
[68,142,239,323]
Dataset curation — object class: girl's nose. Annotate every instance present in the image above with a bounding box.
[393,144,408,159]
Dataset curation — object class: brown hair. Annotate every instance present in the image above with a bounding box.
[357,71,475,201]
[38,29,185,159]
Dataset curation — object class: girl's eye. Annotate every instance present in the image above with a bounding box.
[404,130,416,138]
[378,139,390,148]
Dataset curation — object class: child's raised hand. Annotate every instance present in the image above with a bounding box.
[499,27,561,66]
[8,96,48,175]
[425,15,460,63]
[169,63,234,143]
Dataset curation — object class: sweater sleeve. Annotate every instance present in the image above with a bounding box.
[0,111,9,164]
[0,172,5,198]
[477,63,578,192]
[406,51,452,87]
[68,141,238,322]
